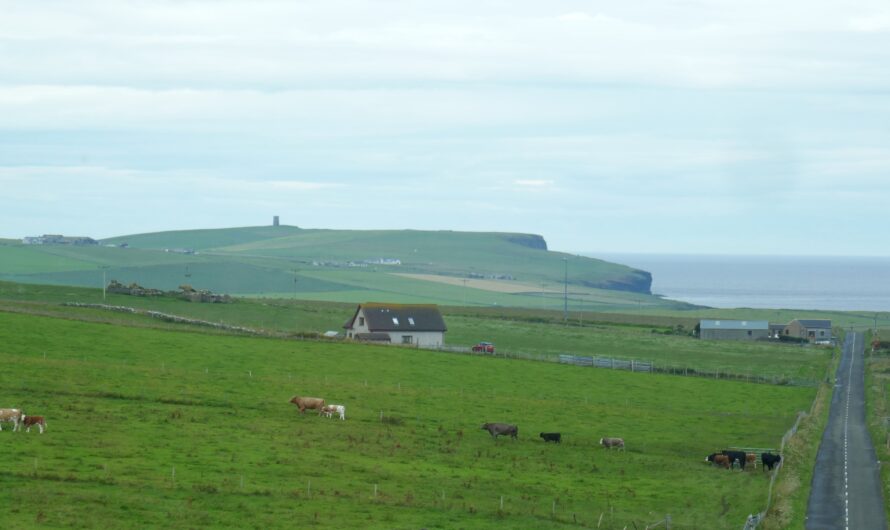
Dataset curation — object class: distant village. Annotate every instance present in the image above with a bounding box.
[22,234,98,246]
[311,258,402,268]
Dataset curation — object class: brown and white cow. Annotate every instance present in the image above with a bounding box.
[21,415,46,434]
[0,408,23,432]
[289,396,325,415]
[745,453,757,470]
[706,453,731,469]
[599,437,625,450]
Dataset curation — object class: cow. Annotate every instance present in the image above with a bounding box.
[761,453,782,471]
[706,453,731,469]
[289,396,325,415]
[599,437,625,450]
[0,408,23,432]
[21,415,46,434]
[540,432,561,443]
[481,423,518,439]
[746,453,757,470]
[321,404,346,420]
[722,450,747,470]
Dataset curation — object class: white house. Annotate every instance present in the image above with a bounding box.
[343,303,447,348]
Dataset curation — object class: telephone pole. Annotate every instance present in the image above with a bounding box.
[563,258,568,322]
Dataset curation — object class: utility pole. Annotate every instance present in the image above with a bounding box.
[293,269,298,299]
[99,265,109,301]
[563,258,568,323]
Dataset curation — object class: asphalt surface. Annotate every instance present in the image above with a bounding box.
[806,332,887,530]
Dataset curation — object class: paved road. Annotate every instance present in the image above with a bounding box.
[806,332,887,530]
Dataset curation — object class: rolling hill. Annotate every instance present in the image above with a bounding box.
[0,226,692,311]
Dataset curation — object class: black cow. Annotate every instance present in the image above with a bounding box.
[722,450,747,470]
[540,432,561,443]
[481,423,518,439]
[761,453,782,471]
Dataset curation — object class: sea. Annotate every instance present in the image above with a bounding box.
[590,254,890,312]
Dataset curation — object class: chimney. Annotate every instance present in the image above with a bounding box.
[273,216,280,227]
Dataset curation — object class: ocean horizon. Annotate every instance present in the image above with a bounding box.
[589,253,890,312]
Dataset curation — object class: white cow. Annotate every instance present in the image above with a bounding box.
[321,404,346,420]
[0,408,23,432]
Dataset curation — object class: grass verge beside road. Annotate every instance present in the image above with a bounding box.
[865,334,890,523]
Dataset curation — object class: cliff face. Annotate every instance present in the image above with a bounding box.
[505,234,548,251]
[580,269,653,294]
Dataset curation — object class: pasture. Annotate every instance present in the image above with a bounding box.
[0,281,834,383]
[0,310,817,528]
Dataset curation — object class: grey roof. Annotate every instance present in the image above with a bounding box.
[345,303,447,332]
[795,319,832,329]
[700,319,769,331]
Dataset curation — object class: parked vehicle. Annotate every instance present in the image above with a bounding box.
[472,341,495,353]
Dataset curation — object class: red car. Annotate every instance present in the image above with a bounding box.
[472,341,495,353]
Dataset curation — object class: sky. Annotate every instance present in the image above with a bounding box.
[1,1,889,256]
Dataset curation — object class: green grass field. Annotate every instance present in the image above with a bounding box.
[0,281,834,383]
[0,309,816,528]
[1,227,678,312]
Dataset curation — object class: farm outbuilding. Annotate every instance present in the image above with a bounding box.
[784,319,832,343]
[344,303,447,348]
[699,319,769,341]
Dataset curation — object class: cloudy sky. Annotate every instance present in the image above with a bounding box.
[2,1,889,255]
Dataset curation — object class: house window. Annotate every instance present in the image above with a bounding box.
[401,335,413,344]
[747,330,752,336]
[408,317,415,326]
[392,317,399,325]
[359,317,365,326]
[820,330,825,336]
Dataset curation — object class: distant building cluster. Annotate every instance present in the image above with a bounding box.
[22,234,97,246]
[467,272,515,281]
[165,248,197,255]
[700,318,832,344]
[312,258,401,268]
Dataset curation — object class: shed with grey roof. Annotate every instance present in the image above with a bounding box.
[700,319,770,341]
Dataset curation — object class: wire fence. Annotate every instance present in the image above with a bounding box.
[453,348,819,388]
[742,406,811,529]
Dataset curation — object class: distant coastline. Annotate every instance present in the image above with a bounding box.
[586,253,890,312]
